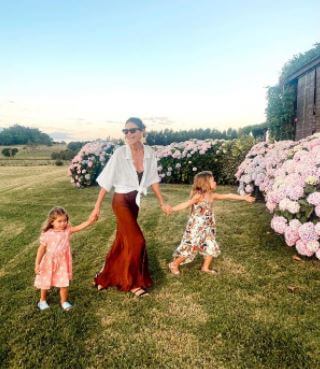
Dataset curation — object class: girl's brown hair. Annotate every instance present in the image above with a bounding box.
[190,171,214,197]
[42,207,69,232]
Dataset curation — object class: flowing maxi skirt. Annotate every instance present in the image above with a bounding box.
[94,191,153,291]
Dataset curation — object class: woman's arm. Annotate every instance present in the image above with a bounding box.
[34,244,46,274]
[151,182,172,213]
[90,188,107,219]
[212,193,255,202]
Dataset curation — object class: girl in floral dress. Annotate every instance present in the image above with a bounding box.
[168,171,255,275]
[34,207,96,311]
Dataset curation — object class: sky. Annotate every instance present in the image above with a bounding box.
[0,0,319,141]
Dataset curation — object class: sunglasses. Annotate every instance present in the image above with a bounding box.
[122,128,142,135]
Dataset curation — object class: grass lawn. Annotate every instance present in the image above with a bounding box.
[1,166,320,369]
[0,144,67,166]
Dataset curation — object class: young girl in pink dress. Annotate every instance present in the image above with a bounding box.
[34,207,96,311]
[168,171,255,275]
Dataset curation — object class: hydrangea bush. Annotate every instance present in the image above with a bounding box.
[69,137,255,188]
[236,132,320,258]
[155,136,254,185]
[68,141,116,187]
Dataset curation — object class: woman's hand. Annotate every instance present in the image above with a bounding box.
[90,207,101,220]
[161,203,173,215]
[88,213,98,224]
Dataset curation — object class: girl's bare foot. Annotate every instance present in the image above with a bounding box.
[168,262,180,275]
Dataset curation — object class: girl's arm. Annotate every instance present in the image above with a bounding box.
[151,182,172,214]
[70,214,97,234]
[34,244,46,274]
[172,194,201,212]
[212,193,255,202]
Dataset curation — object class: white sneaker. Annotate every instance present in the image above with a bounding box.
[61,301,73,311]
[38,300,50,311]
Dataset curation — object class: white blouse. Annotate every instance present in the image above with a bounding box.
[96,144,161,207]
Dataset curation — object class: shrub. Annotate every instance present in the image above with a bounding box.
[155,137,254,185]
[236,132,320,258]
[2,147,19,157]
[68,141,116,188]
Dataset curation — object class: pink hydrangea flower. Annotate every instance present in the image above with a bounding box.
[271,216,287,234]
[315,222,320,236]
[295,240,314,257]
[284,227,299,247]
[315,205,320,217]
[307,192,320,206]
[289,219,302,231]
[306,240,320,253]
[298,222,318,243]
[266,201,277,213]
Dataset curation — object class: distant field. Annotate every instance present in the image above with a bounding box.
[0,144,67,159]
[0,144,68,166]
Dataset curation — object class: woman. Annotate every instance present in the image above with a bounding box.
[91,117,170,297]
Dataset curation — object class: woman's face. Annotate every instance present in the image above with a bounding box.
[124,121,144,146]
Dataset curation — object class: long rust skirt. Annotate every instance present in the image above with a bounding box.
[94,191,153,291]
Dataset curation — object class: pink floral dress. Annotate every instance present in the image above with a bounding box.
[173,200,221,264]
[34,227,72,289]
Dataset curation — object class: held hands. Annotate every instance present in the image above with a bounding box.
[90,207,100,221]
[161,203,173,216]
[88,212,98,224]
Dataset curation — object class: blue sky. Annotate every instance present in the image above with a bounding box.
[0,0,319,140]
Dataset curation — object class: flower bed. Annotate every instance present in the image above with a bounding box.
[69,137,254,188]
[68,141,116,187]
[155,137,254,185]
[236,133,320,258]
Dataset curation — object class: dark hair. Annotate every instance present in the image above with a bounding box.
[125,117,146,130]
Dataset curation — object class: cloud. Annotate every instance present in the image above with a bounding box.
[49,131,74,141]
[143,116,174,127]
[73,118,94,127]
[104,119,123,125]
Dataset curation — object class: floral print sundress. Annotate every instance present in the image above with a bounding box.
[173,199,221,264]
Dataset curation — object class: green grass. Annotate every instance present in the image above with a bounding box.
[1,167,320,369]
[0,144,67,165]
[0,144,67,158]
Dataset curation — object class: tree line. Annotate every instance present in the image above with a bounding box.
[0,125,53,145]
[145,124,267,145]
[0,123,268,149]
